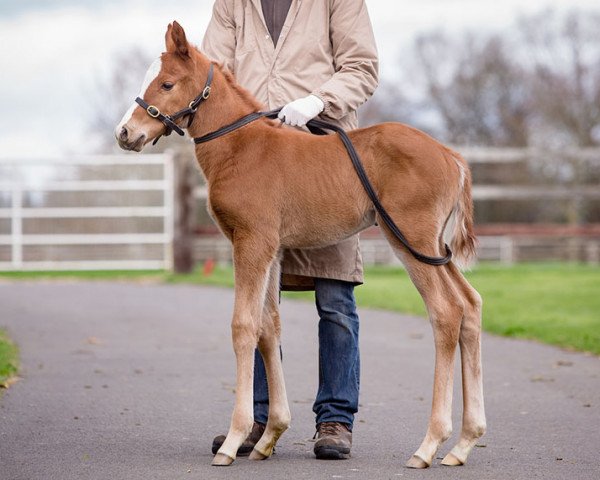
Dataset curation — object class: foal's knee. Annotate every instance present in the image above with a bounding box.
[231,318,258,352]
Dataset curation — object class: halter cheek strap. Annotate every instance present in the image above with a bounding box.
[135,63,214,145]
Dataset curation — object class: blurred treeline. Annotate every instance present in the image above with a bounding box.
[360,9,600,150]
[95,8,600,226]
[98,9,599,150]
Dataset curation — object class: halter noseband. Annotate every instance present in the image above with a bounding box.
[134,63,214,145]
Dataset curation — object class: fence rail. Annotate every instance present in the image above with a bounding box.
[1,148,599,271]
[472,185,600,200]
[0,155,174,271]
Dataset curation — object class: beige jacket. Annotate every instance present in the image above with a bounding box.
[201,0,379,289]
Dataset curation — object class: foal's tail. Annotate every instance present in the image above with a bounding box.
[444,150,477,269]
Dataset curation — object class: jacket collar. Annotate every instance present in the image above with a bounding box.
[249,0,268,28]
[249,0,302,58]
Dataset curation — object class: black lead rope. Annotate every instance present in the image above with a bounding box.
[194,109,452,266]
[306,118,453,266]
[194,111,270,144]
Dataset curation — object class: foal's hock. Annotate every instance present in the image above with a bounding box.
[115,21,486,469]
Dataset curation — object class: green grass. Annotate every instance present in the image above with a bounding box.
[165,268,235,288]
[1,263,599,354]
[465,263,600,354]
[357,263,600,355]
[0,329,19,389]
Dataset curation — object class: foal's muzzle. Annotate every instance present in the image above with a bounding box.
[116,125,146,152]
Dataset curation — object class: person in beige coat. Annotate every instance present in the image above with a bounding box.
[202,0,378,459]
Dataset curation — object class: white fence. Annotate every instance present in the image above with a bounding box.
[1,148,599,271]
[0,155,174,271]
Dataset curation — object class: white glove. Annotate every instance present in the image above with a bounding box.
[278,95,325,127]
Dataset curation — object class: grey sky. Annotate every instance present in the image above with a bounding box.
[1,0,599,157]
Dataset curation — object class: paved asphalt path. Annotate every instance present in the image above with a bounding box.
[0,282,599,480]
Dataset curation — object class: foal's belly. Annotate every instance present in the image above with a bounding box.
[279,208,376,249]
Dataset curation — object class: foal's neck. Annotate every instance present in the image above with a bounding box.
[186,59,257,140]
[186,55,265,183]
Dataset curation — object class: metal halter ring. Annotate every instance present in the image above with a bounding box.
[147,105,160,118]
[202,86,211,99]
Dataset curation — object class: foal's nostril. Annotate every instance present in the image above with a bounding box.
[119,127,129,142]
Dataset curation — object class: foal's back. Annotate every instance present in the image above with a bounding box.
[221,120,462,250]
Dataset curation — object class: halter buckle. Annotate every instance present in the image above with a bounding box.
[202,86,211,100]
[147,105,160,118]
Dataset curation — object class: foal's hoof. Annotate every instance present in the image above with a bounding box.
[249,448,269,461]
[212,452,235,466]
[405,454,430,469]
[441,452,464,466]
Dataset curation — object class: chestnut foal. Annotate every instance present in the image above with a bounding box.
[116,22,486,469]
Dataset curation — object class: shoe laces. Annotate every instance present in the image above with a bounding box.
[315,422,344,438]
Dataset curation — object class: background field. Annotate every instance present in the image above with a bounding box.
[2,262,598,355]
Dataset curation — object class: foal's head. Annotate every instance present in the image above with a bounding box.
[115,22,208,151]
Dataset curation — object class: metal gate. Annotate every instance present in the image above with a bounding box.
[0,154,174,271]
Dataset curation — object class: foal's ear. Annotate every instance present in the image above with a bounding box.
[165,21,189,57]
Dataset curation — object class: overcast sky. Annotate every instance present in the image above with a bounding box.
[1,0,599,157]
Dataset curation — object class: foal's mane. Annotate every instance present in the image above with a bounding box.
[217,65,265,112]
[192,45,264,113]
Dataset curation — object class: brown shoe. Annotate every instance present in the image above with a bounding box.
[313,422,352,459]
[211,422,266,456]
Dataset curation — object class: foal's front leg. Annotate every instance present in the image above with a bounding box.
[212,237,277,466]
[249,259,291,460]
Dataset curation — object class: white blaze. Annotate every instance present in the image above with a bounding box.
[115,58,163,136]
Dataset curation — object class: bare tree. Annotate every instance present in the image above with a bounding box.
[405,9,600,149]
[518,9,600,148]
[358,82,414,126]
[412,31,531,147]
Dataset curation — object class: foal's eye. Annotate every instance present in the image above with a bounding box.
[161,82,174,91]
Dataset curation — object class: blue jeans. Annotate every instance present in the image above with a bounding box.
[253,278,360,428]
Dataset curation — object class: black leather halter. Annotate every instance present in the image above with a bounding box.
[135,64,214,145]
[194,110,453,266]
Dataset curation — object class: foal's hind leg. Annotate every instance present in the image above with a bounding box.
[381,226,464,468]
[441,263,486,466]
[403,259,464,468]
[249,260,292,460]
[212,235,278,466]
